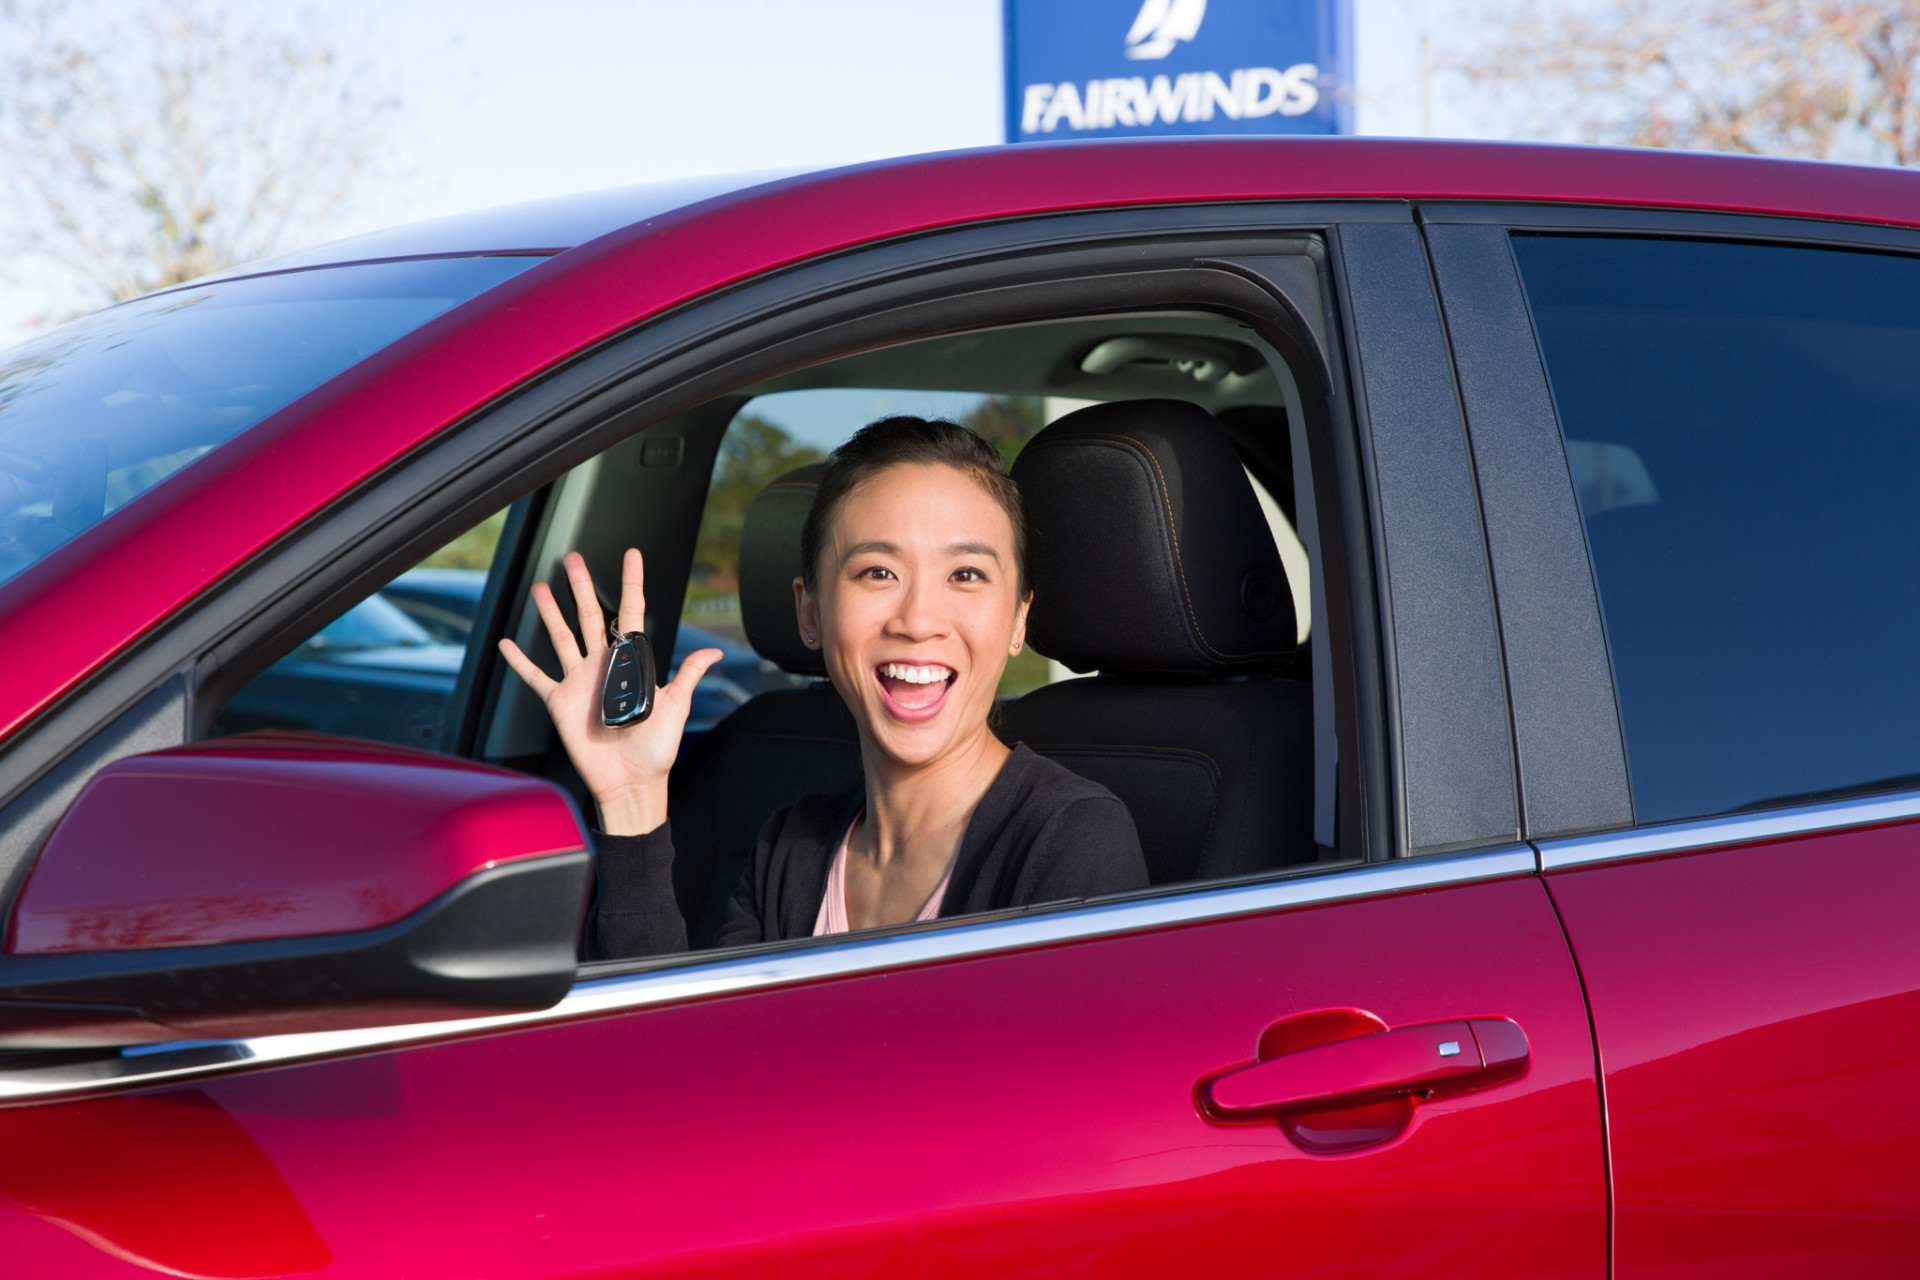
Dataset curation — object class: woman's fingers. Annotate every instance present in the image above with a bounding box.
[563,553,607,652]
[529,581,584,672]
[497,638,558,699]
[617,547,646,636]
[667,647,725,699]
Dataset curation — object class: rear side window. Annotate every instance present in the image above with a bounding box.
[1514,234,1920,821]
[0,255,540,588]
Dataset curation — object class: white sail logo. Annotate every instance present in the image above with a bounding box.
[1016,0,1322,135]
[1125,0,1207,60]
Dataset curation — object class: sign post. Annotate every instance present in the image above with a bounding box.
[1004,0,1354,143]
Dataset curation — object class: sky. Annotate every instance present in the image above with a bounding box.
[337,0,1479,236]
[2,0,1484,344]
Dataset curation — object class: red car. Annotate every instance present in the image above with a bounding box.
[0,138,1917,1277]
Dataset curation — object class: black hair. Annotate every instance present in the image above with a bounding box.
[799,415,1030,595]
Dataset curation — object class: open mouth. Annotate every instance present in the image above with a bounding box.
[875,661,956,721]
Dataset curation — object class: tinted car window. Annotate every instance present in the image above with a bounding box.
[1513,234,1920,820]
[0,255,539,586]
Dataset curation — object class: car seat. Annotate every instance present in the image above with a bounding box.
[666,464,861,946]
[1000,399,1316,883]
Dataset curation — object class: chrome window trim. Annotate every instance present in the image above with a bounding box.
[1537,786,1920,870]
[0,845,1532,1103]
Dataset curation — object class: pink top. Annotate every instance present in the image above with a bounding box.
[813,811,953,936]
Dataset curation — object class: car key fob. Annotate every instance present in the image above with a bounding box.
[601,630,656,727]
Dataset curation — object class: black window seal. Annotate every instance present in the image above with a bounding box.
[1418,200,1920,255]
[1420,217,1634,841]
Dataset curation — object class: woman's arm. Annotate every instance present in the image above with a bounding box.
[587,826,690,959]
[497,548,725,960]
[1019,795,1150,905]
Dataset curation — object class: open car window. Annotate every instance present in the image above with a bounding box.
[205,309,1333,956]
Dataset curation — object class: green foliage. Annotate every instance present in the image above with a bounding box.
[417,508,507,571]
[961,395,1045,467]
[997,645,1052,698]
[693,415,824,588]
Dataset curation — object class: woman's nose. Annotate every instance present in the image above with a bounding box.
[885,576,947,640]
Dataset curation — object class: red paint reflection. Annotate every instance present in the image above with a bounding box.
[0,1089,329,1277]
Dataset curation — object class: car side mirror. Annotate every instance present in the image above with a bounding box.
[0,733,591,1049]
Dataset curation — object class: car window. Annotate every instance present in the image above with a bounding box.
[0,256,540,588]
[1513,234,1920,820]
[211,503,519,750]
[197,311,1329,958]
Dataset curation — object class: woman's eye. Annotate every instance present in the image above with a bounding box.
[952,567,986,583]
[857,566,894,581]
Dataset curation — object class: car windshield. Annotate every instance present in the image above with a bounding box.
[0,255,542,587]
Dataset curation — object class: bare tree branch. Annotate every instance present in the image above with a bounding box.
[0,0,398,312]
[1448,0,1920,165]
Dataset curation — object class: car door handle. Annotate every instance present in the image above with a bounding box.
[1200,1018,1530,1123]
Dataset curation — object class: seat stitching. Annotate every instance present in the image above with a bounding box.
[1028,433,1286,664]
[1026,742,1223,779]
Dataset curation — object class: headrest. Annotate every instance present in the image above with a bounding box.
[1012,399,1295,676]
[738,463,828,676]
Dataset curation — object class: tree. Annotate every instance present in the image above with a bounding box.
[961,395,1045,468]
[1451,0,1920,165]
[693,417,825,592]
[0,0,397,317]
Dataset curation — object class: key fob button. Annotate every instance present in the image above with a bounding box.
[601,633,656,726]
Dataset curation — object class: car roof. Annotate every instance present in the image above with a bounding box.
[194,136,1920,290]
[183,139,1920,297]
[198,169,811,282]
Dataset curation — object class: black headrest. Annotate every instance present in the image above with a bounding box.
[1012,400,1295,676]
[738,463,828,677]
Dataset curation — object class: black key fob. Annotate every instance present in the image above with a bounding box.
[601,630,656,727]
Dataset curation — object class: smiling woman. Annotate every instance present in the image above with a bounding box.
[498,415,1148,957]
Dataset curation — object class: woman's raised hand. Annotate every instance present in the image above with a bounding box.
[497,548,723,836]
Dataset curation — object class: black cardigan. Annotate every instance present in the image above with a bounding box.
[589,744,1148,958]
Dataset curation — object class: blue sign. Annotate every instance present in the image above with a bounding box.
[1004,0,1353,142]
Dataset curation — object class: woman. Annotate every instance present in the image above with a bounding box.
[500,416,1148,957]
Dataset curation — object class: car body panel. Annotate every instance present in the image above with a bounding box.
[6,138,1920,747]
[1544,820,1920,1275]
[0,874,1604,1277]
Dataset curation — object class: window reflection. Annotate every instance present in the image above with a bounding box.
[0,256,540,586]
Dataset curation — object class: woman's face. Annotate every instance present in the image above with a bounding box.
[797,462,1029,770]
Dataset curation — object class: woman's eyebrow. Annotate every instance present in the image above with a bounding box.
[840,539,1003,561]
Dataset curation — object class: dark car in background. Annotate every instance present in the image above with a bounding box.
[211,589,463,747]
[219,568,768,744]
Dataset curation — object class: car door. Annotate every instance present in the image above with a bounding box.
[1429,209,1920,1275]
[0,867,1595,1279]
[0,208,1605,1277]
